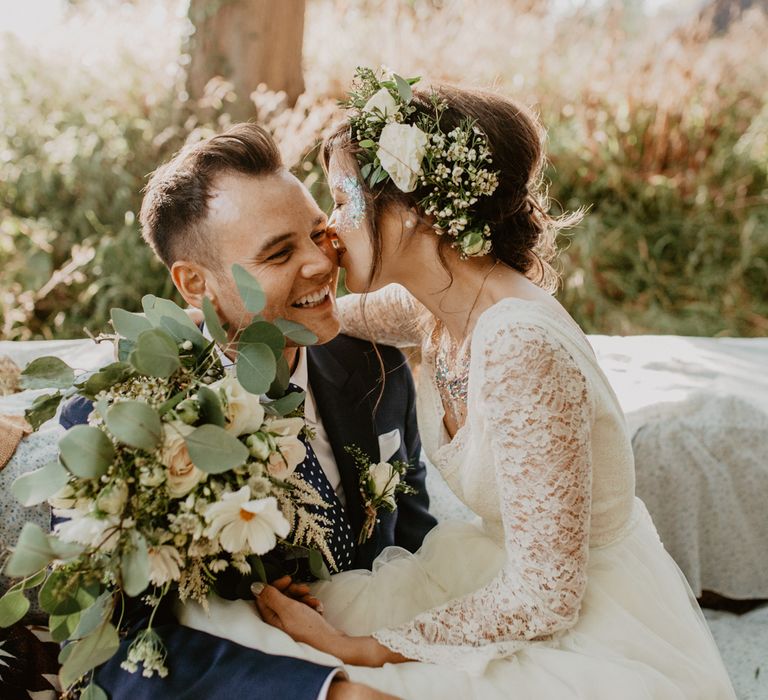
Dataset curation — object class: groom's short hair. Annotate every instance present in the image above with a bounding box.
[140,123,282,269]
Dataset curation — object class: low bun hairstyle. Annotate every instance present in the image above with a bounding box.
[323,84,582,292]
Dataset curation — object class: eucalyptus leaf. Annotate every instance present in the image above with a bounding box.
[49,610,82,642]
[360,163,373,179]
[232,264,266,313]
[81,683,108,700]
[21,356,75,390]
[185,425,249,474]
[72,592,113,640]
[59,425,114,479]
[266,390,305,417]
[105,400,162,452]
[141,294,158,318]
[158,315,206,350]
[393,73,413,103]
[11,459,70,506]
[110,308,152,340]
[120,531,150,597]
[198,385,225,427]
[240,321,285,359]
[117,338,135,363]
[21,568,47,590]
[129,328,180,378]
[266,354,290,399]
[308,549,331,581]
[273,319,318,346]
[59,621,120,689]
[25,391,63,430]
[236,343,276,395]
[77,362,134,400]
[0,590,30,627]
[39,572,99,616]
[202,296,228,345]
[5,523,54,577]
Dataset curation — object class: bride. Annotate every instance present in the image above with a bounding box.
[184,70,737,699]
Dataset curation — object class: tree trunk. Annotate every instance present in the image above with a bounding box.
[186,0,306,121]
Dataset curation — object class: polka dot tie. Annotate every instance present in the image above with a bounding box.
[287,383,356,572]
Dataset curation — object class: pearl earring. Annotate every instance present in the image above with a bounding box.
[404,219,415,230]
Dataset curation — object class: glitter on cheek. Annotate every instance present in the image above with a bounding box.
[332,175,366,230]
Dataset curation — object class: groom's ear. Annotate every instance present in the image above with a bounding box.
[171,260,210,310]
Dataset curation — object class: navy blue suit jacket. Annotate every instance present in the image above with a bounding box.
[59,334,436,700]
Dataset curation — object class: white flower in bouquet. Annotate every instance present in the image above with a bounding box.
[370,461,401,508]
[48,483,77,510]
[96,481,129,515]
[210,374,266,436]
[204,486,290,555]
[245,432,272,461]
[159,421,205,498]
[377,122,428,192]
[147,543,183,586]
[54,508,121,551]
[363,87,399,119]
[264,417,306,479]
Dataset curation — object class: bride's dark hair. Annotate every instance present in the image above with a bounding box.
[322,84,582,292]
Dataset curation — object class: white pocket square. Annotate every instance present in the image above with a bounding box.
[377,428,402,463]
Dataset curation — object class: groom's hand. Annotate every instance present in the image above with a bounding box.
[266,575,324,613]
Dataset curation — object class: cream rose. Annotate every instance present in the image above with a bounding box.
[363,88,399,118]
[370,461,400,508]
[377,123,428,193]
[210,374,265,437]
[265,417,307,479]
[159,421,205,498]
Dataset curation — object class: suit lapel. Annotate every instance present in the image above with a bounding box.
[307,344,380,543]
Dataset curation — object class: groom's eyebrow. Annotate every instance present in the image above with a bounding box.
[256,232,294,255]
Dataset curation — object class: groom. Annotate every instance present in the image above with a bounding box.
[60,123,436,699]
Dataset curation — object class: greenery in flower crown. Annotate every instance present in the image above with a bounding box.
[342,66,500,258]
[0,265,334,696]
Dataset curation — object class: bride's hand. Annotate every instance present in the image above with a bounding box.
[254,584,345,656]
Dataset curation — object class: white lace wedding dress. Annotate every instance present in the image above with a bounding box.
[179,286,736,699]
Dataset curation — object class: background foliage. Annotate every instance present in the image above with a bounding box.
[1,0,766,340]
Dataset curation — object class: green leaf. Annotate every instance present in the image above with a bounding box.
[4,523,56,577]
[25,391,63,430]
[121,531,150,597]
[117,338,135,363]
[232,264,266,314]
[110,308,152,340]
[11,459,70,506]
[141,294,159,317]
[0,590,30,627]
[77,362,134,400]
[185,424,249,474]
[21,356,75,390]
[198,385,225,427]
[266,390,305,417]
[59,621,120,689]
[266,354,290,399]
[81,683,108,700]
[236,343,276,395]
[240,321,285,359]
[308,549,331,581]
[49,610,82,642]
[152,297,207,348]
[360,163,373,179]
[59,425,114,479]
[358,139,376,149]
[248,555,267,584]
[202,296,228,345]
[272,319,318,346]
[372,165,389,186]
[40,573,98,616]
[105,400,162,452]
[129,328,180,378]
[72,592,113,640]
[393,73,413,103]
[20,569,47,590]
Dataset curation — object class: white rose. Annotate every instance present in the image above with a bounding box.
[96,481,129,515]
[370,461,400,508]
[377,123,428,193]
[159,421,205,498]
[210,374,265,437]
[363,88,399,118]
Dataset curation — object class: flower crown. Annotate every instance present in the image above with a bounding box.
[341,67,500,258]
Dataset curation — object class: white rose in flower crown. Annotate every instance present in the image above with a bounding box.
[377,123,428,193]
[363,87,399,118]
[159,421,205,498]
[370,461,400,508]
[210,374,265,437]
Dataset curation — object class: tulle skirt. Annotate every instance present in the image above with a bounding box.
[179,499,736,699]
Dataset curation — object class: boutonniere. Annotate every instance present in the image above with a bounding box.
[345,445,416,544]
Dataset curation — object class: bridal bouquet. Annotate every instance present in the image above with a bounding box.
[0,265,334,696]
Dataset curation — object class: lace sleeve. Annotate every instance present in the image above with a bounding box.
[336,284,427,348]
[372,322,594,670]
